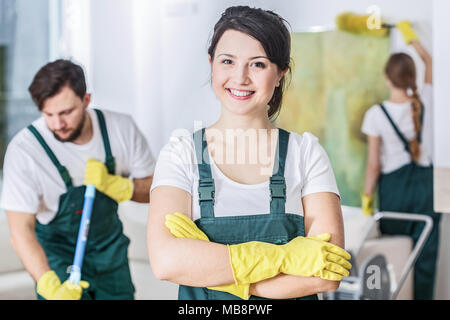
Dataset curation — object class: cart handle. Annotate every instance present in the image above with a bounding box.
[355,211,433,300]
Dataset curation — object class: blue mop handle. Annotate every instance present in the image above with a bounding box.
[69,185,96,284]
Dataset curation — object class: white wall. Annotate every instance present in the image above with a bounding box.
[433,1,450,168]
[66,0,449,299]
[432,0,450,300]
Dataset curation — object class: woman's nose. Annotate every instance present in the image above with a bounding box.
[233,64,250,85]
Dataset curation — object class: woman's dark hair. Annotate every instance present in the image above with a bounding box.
[208,6,292,119]
[28,59,87,110]
[384,53,422,162]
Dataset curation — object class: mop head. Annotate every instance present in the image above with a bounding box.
[336,12,389,37]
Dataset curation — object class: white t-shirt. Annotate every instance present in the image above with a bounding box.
[0,108,156,224]
[361,83,433,174]
[150,130,339,221]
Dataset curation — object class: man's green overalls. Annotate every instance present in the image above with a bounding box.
[29,109,134,300]
[377,103,441,300]
[178,128,318,300]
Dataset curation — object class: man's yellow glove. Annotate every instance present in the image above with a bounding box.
[83,159,133,203]
[361,193,374,216]
[228,233,352,285]
[37,270,90,300]
[397,20,419,44]
[165,213,250,300]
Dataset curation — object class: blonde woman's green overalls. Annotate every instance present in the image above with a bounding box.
[378,103,441,300]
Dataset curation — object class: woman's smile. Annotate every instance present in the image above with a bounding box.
[226,88,255,100]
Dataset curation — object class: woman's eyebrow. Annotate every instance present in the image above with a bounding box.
[216,53,269,60]
[216,53,235,58]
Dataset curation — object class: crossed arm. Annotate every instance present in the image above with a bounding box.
[147,186,345,299]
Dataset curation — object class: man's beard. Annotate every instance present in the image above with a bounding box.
[52,112,86,142]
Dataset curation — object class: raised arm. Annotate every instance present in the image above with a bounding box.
[411,41,432,84]
[147,185,235,287]
[396,21,432,85]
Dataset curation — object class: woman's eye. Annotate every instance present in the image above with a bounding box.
[252,61,266,68]
[222,59,233,65]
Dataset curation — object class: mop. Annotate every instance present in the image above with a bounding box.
[69,185,96,285]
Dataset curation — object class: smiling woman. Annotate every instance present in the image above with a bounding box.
[209,30,287,116]
[147,5,351,301]
[207,7,291,120]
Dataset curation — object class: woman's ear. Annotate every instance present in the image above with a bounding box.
[276,68,289,87]
[208,54,213,66]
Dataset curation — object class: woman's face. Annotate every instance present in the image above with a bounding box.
[209,29,285,117]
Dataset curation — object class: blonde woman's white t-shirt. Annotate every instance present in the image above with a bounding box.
[361,83,433,174]
[151,130,340,221]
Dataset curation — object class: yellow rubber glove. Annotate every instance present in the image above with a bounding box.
[396,20,419,44]
[361,193,374,216]
[165,213,250,300]
[228,234,352,285]
[83,159,133,203]
[37,270,90,300]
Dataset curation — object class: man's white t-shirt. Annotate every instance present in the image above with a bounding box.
[0,108,156,224]
[150,130,339,221]
[361,83,433,174]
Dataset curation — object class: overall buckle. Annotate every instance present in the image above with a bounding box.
[198,178,215,204]
[270,176,286,200]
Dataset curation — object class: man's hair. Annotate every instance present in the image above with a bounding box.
[28,59,87,110]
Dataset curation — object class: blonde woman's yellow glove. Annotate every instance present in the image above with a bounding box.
[37,270,90,300]
[165,213,250,300]
[228,233,352,285]
[397,20,419,44]
[83,159,133,203]
[361,193,374,216]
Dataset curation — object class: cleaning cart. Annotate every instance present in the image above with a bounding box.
[324,211,433,300]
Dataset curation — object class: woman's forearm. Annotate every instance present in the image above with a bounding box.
[250,273,339,299]
[411,41,433,84]
[148,187,236,287]
[411,41,432,63]
[150,236,236,287]
[364,162,381,196]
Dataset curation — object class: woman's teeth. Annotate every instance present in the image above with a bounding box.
[229,89,254,97]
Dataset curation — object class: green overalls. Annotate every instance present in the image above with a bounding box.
[377,103,441,300]
[29,109,135,300]
[178,128,318,300]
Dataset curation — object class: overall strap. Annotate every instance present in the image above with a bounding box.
[27,125,73,189]
[379,103,425,155]
[193,128,215,218]
[94,109,115,174]
[270,129,290,214]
